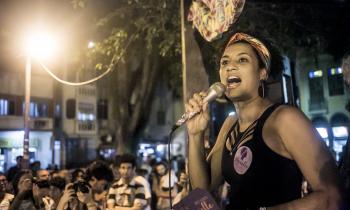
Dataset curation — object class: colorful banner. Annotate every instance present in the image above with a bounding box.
[188,0,245,42]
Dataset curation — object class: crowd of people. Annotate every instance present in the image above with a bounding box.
[0,154,189,210]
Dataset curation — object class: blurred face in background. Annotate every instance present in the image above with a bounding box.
[156,164,166,176]
[58,170,72,184]
[118,163,134,182]
[111,164,120,180]
[18,173,33,192]
[16,156,23,167]
[0,175,7,193]
[89,176,108,193]
[37,170,50,181]
[76,171,85,182]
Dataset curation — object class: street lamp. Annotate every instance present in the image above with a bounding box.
[22,30,57,168]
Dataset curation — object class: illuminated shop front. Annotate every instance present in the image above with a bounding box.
[0,130,54,171]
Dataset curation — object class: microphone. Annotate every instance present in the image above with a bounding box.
[174,82,226,128]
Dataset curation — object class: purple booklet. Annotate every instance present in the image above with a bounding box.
[173,188,221,210]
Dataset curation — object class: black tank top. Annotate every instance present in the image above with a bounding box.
[222,104,302,210]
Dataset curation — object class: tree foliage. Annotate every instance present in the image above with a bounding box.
[69,0,182,153]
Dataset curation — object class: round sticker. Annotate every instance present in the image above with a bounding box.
[233,146,253,175]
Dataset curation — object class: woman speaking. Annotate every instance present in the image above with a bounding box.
[186,32,341,210]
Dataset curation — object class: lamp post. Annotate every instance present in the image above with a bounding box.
[23,56,32,169]
[22,31,57,169]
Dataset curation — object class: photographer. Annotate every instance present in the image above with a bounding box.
[49,176,66,209]
[56,182,97,210]
[9,170,40,210]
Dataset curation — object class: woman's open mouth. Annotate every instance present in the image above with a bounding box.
[226,76,241,88]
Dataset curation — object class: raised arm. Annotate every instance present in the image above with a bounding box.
[186,92,233,191]
[186,92,211,190]
[269,106,341,210]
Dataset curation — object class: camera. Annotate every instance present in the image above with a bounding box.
[72,181,90,193]
[32,177,50,189]
[36,180,50,189]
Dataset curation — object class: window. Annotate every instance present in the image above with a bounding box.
[66,99,76,119]
[97,99,108,120]
[328,67,344,96]
[55,104,61,118]
[29,102,48,117]
[77,102,95,121]
[308,70,326,110]
[25,102,48,118]
[0,99,8,115]
[0,99,15,116]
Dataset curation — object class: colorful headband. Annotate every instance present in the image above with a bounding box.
[226,33,271,72]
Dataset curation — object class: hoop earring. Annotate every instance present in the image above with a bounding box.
[260,81,265,98]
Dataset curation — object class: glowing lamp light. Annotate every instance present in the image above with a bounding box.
[309,70,323,78]
[328,67,343,76]
[332,126,349,138]
[316,127,328,139]
[24,31,57,59]
[88,41,95,49]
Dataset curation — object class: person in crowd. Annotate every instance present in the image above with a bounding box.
[36,169,50,182]
[0,173,14,209]
[86,160,114,209]
[173,171,189,206]
[107,154,146,210]
[57,170,72,185]
[134,168,152,210]
[71,169,86,183]
[48,176,66,209]
[186,32,341,209]
[9,170,41,210]
[5,156,23,182]
[30,161,41,177]
[56,182,98,210]
[111,155,121,181]
[152,161,178,210]
[339,51,350,209]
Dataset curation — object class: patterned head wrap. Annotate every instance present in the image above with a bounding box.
[226,32,271,72]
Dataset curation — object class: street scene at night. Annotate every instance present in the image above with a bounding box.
[0,0,350,209]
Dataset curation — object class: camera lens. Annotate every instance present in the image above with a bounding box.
[73,181,90,193]
[78,183,89,193]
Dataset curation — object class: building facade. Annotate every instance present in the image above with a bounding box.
[295,52,350,160]
[0,62,55,171]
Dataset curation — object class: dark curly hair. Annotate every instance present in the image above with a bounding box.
[116,154,136,168]
[86,160,114,182]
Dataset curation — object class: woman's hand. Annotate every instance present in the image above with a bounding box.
[185,92,210,135]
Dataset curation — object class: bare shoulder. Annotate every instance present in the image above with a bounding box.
[272,104,305,120]
[269,105,310,129]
